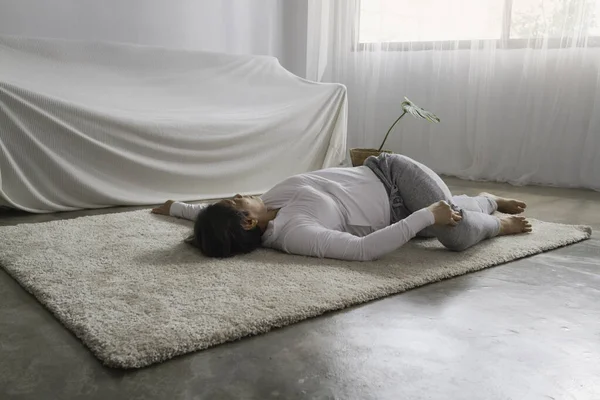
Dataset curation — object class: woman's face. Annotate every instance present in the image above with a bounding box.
[219,194,266,218]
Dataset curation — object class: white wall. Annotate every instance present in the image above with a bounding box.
[281,1,309,78]
[0,0,307,75]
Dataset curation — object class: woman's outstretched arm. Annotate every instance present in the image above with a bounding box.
[275,201,460,261]
[277,209,435,261]
[151,200,208,221]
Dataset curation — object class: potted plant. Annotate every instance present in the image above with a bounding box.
[349,97,440,167]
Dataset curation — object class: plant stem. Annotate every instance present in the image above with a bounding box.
[378,111,407,152]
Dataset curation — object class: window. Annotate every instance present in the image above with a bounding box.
[358,0,600,48]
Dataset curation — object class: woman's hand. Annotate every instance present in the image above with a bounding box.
[151,200,175,215]
[427,200,462,227]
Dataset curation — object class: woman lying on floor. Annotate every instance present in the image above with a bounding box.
[152,154,531,261]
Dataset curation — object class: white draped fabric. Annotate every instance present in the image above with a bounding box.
[307,0,600,190]
[0,36,347,212]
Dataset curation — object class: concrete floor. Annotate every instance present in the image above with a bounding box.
[1,178,599,400]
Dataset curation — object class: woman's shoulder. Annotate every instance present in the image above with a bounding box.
[262,199,316,248]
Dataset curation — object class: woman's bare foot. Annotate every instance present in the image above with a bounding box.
[498,216,532,235]
[480,192,527,214]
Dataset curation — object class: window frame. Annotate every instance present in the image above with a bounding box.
[355,0,600,51]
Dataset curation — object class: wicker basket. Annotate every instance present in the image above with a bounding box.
[349,148,392,167]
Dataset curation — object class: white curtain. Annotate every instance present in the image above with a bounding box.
[307,0,600,190]
[0,0,285,60]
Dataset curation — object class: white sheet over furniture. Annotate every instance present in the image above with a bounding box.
[0,36,347,212]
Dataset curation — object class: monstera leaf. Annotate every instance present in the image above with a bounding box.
[401,97,440,123]
[378,97,440,151]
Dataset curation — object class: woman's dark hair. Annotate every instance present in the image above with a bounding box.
[188,203,263,258]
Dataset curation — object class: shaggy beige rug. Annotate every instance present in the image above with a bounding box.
[0,210,591,369]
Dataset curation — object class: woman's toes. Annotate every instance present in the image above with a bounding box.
[515,201,527,213]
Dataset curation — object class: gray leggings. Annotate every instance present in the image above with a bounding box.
[368,154,501,251]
